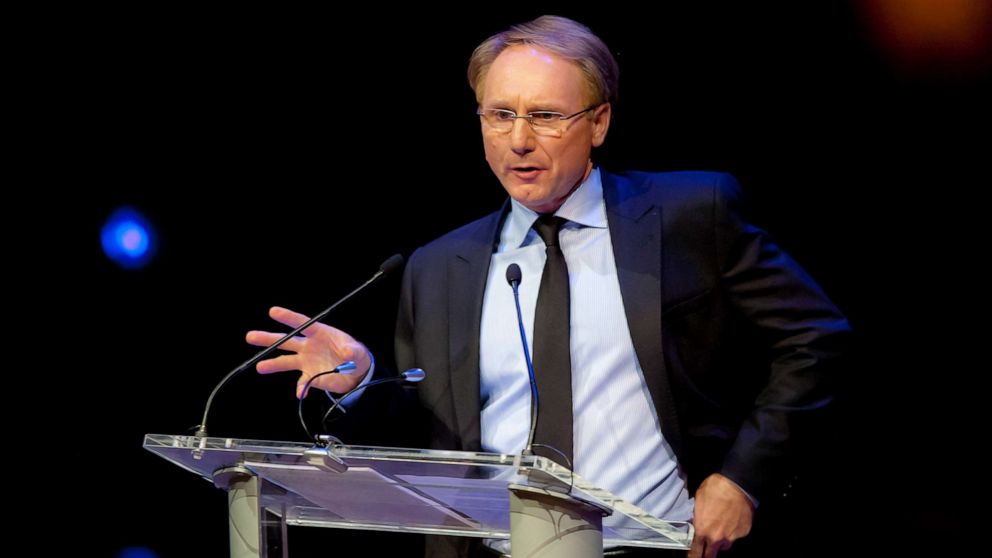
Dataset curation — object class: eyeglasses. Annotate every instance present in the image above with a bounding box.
[476,105,598,137]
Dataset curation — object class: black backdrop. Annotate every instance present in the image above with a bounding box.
[31,4,985,557]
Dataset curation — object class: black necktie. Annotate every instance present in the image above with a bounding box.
[531,215,573,466]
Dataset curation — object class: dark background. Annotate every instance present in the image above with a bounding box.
[27,3,987,556]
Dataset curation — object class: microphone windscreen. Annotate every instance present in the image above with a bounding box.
[379,254,405,276]
[506,263,522,286]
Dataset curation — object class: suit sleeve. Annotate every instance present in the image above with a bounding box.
[712,173,852,501]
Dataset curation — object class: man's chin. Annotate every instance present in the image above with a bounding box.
[517,195,558,214]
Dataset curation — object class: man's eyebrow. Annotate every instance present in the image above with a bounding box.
[481,99,512,109]
[482,100,566,112]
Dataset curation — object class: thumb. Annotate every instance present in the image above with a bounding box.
[296,378,311,400]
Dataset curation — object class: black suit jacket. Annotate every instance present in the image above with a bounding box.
[392,169,849,497]
[349,169,850,556]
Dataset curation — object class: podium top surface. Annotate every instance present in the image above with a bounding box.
[144,433,691,549]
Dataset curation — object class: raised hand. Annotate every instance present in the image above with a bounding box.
[246,306,372,399]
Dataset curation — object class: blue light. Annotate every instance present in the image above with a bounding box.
[116,547,159,558]
[101,207,156,269]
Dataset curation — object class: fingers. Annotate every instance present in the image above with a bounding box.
[269,306,324,337]
[245,331,306,353]
[705,540,727,558]
[689,535,730,558]
[256,354,300,374]
[296,377,311,400]
[247,305,370,400]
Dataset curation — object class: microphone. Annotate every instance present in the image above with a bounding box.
[506,263,539,457]
[303,368,425,472]
[320,368,426,427]
[193,254,405,438]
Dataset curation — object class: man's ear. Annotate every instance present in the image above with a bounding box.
[591,102,612,147]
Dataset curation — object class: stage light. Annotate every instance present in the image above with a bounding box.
[101,207,156,269]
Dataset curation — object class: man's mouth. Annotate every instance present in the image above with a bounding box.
[511,167,543,180]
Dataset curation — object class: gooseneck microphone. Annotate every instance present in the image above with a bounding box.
[506,263,539,457]
[296,361,358,441]
[320,368,426,427]
[300,367,425,473]
[193,254,405,437]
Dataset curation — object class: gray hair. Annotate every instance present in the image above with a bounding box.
[467,15,619,107]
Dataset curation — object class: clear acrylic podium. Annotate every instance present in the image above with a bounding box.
[144,434,692,557]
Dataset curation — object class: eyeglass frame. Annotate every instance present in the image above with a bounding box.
[476,105,601,135]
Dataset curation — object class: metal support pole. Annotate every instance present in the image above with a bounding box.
[215,467,261,558]
[508,484,607,558]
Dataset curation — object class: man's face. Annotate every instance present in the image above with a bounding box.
[480,45,611,214]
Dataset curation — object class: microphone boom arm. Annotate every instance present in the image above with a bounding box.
[194,254,403,437]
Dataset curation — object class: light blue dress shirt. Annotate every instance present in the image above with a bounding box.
[478,167,693,523]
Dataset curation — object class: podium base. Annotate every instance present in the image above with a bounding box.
[508,483,610,558]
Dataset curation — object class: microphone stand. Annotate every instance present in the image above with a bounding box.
[504,263,607,558]
[194,254,403,437]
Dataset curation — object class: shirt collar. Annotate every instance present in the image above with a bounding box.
[501,167,607,250]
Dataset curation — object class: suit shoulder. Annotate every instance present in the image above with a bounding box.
[602,170,745,218]
[407,207,504,269]
[608,169,743,201]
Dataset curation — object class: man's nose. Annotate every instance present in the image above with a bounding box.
[509,117,536,155]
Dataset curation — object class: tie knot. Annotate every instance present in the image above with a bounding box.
[532,215,567,248]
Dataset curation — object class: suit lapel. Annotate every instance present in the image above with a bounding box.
[602,171,683,456]
[446,203,509,451]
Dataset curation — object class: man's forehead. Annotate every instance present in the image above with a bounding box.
[491,44,567,70]
[482,46,587,105]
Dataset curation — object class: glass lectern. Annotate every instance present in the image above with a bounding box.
[145,434,692,558]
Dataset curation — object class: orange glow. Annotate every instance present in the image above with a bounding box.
[857,0,991,78]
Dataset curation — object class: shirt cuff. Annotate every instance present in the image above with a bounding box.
[724,476,760,509]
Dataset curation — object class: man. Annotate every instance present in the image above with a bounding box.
[247,16,850,558]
